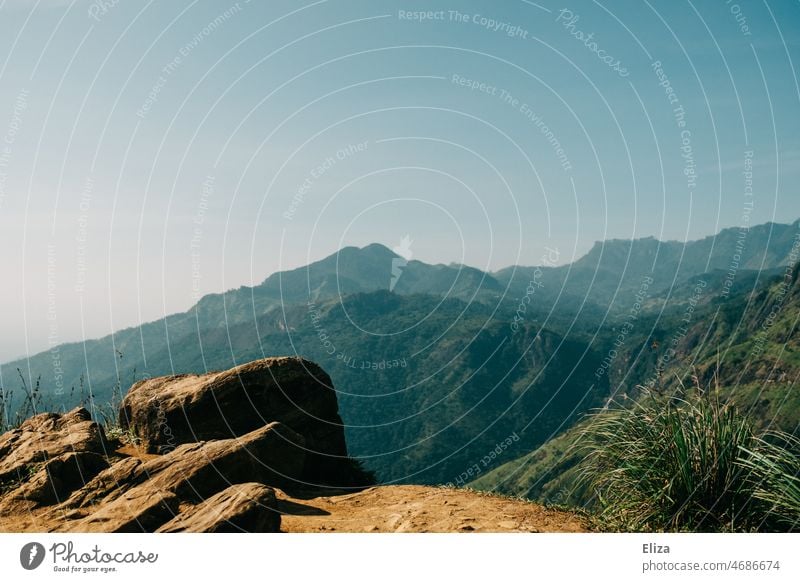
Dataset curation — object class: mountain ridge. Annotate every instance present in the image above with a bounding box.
[2,219,798,485]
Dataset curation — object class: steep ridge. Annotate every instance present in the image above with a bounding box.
[494,220,800,314]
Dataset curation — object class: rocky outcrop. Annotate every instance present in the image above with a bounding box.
[119,357,352,484]
[0,401,310,531]
[0,358,375,532]
[55,422,303,532]
[157,483,280,533]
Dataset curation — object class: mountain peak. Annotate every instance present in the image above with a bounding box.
[344,243,399,260]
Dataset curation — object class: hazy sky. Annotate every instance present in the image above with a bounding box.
[0,0,798,361]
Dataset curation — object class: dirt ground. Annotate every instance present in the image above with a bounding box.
[0,484,587,533]
[277,485,588,533]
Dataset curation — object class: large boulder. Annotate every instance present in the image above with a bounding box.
[119,357,349,484]
[157,483,280,533]
[0,408,107,485]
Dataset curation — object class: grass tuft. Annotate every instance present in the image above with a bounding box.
[579,388,798,532]
[739,432,800,530]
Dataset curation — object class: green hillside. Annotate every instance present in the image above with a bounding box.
[472,257,800,507]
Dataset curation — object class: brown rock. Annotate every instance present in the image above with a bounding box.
[119,357,349,484]
[157,483,280,533]
[62,457,142,509]
[60,486,180,533]
[140,421,306,499]
[56,422,304,532]
[0,408,106,485]
[0,451,108,510]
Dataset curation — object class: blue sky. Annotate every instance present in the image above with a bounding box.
[0,0,798,361]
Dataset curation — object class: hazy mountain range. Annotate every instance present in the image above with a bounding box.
[2,219,799,485]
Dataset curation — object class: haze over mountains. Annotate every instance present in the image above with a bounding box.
[2,219,799,484]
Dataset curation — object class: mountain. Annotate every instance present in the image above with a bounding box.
[2,219,798,485]
[192,242,502,330]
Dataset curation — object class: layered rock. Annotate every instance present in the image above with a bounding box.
[0,402,307,532]
[57,422,303,532]
[157,483,280,533]
[0,407,107,485]
[0,451,108,512]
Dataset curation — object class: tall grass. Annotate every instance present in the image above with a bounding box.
[0,385,11,433]
[579,389,798,532]
[0,359,130,438]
